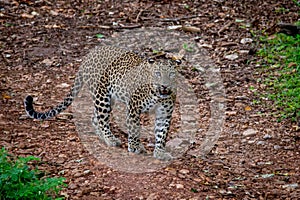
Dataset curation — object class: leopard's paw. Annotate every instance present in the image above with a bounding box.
[128,143,147,154]
[103,135,121,147]
[153,148,173,161]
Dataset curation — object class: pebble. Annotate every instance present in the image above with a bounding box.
[242,129,257,137]
[179,169,189,174]
[31,11,39,16]
[247,140,256,144]
[282,183,298,189]
[232,131,241,136]
[225,111,237,116]
[263,134,272,139]
[176,184,184,189]
[257,141,266,145]
[240,38,253,44]
[83,170,91,175]
[169,183,184,189]
[224,53,239,60]
[239,50,249,54]
[274,145,281,150]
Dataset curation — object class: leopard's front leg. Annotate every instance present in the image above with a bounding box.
[126,101,146,154]
[153,99,174,161]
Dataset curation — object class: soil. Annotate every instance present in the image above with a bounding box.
[0,0,299,199]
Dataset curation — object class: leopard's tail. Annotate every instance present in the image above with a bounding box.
[24,68,84,120]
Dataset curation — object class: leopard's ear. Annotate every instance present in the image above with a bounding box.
[175,59,182,65]
[148,58,155,63]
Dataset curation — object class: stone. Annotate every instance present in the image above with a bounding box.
[263,134,272,139]
[242,129,257,137]
[224,53,238,60]
[257,141,266,145]
[240,38,253,44]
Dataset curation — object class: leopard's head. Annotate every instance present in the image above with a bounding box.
[148,58,181,99]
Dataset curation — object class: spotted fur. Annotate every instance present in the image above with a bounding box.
[24,46,179,160]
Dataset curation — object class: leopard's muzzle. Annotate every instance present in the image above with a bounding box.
[158,85,172,98]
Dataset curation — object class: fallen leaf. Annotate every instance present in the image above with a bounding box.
[2,93,11,100]
[245,106,252,111]
[21,13,34,19]
[288,62,297,68]
[182,25,201,33]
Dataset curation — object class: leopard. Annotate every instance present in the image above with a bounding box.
[24,46,180,160]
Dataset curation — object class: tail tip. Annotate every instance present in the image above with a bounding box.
[25,95,33,104]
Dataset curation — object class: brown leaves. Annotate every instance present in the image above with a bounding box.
[0,0,299,199]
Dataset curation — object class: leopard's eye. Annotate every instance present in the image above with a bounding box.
[169,72,176,78]
[155,71,161,77]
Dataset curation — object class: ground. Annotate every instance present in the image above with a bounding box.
[0,0,299,199]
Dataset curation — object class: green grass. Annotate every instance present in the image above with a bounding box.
[0,147,66,200]
[258,32,300,121]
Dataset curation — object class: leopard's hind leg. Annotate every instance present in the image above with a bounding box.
[92,87,121,147]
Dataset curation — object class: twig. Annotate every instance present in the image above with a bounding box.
[158,15,200,22]
[117,24,142,29]
[78,24,142,30]
[79,25,111,29]
[218,21,233,36]
[135,3,153,23]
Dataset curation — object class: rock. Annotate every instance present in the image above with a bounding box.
[239,50,250,54]
[169,183,184,189]
[263,134,272,139]
[31,11,39,16]
[242,129,257,137]
[176,184,184,189]
[179,169,189,174]
[274,145,281,150]
[198,43,213,49]
[225,111,237,116]
[232,131,241,136]
[257,141,266,145]
[282,183,298,190]
[240,38,253,44]
[224,53,239,60]
[248,140,256,144]
[241,139,247,143]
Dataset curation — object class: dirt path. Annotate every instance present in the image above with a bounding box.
[0,0,299,199]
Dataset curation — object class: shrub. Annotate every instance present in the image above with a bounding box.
[0,147,66,200]
[258,33,300,121]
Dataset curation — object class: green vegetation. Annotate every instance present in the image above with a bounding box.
[258,32,300,121]
[0,147,66,200]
